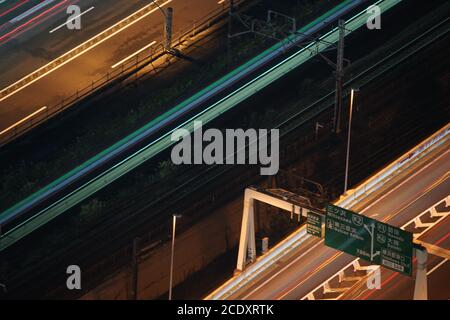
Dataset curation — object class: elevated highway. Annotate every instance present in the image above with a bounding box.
[205,124,450,300]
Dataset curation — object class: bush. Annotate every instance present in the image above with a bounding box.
[78,199,104,225]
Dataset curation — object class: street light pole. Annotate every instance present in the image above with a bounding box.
[150,0,167,17]
[227,0,235,69]
[169,214,182,300]
[149,1,173,51]
[344,88,358,194]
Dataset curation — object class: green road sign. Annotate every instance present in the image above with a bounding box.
[325,204,413,276]
[307,211,324,238]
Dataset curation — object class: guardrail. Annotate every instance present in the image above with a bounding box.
[339,123,450,209]
[0,0,247,147]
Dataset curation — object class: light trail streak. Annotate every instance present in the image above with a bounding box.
[0,0,69,42]
[9,0,55,23]
[0,0,79,47]
[111,40,156,68]
[0,106,47,136]
[0,0,29,19]
[0,0,173,102]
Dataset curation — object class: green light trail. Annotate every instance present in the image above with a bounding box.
[0,0,401,251]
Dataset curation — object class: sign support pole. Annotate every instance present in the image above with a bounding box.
[413,247,428,300]
[236,188,312,272]
[236,192,256,271]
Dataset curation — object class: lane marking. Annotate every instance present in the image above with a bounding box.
[0,106,47,136]
[427,258,448,275]
[49,6,95,34]
[111,40,156,68]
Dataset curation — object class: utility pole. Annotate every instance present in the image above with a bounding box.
[227,0,235,70]
[333,20,345,133]
[149,1,172,52]
[130,237,140,300]
[164,7,173,52]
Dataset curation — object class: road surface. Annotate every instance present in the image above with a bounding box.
[228,141,449,299]
[0,0,226,131]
